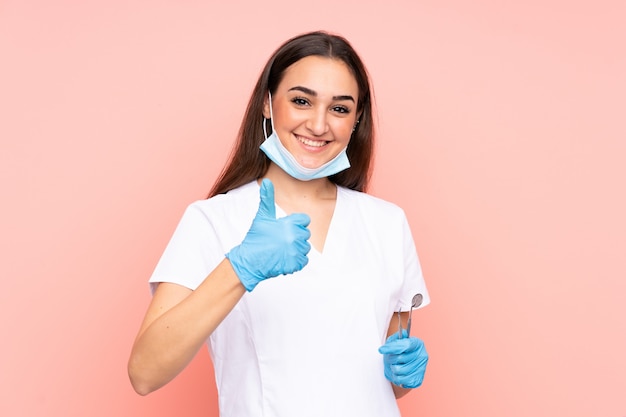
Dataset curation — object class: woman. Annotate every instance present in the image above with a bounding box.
[128,31,430,416]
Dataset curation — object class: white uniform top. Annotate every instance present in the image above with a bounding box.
[150,180,430,417]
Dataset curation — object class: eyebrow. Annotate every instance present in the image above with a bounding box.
[288,86,355,103]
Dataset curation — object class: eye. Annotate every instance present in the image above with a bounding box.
[291,96,311,107]
[331,105,351,115]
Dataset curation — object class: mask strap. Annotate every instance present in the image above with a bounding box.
[268,91,275,120]
[262,117,269,139]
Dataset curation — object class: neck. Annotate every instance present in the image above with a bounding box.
[262,163,337,203]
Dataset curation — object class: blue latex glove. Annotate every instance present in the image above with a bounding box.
[378,330,429,389]
[226,179,311,291]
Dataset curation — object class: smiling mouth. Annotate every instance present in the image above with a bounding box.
[296,135,328,148]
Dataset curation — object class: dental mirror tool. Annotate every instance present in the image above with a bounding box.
[406,293,423,337]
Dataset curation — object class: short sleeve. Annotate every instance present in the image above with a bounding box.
[397,212,430,311]
[149,203,224,293]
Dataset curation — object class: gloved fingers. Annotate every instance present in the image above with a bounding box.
[386,341,428,369]
[286,212,312,228]
[385,353,428,389]
[292,221,312,241]
[292,238,311,255]
[257,179,277,219]
[387,347,429,369]
[378,336,424,355]
[382,361,425,389]
[393,372,425,389]
[276,214,311,244]
[280,252,310,275]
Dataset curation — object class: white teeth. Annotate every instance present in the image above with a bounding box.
[297,136,327,147]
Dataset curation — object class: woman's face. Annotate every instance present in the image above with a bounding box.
[264,55,360,170]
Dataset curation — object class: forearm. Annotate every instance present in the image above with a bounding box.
[128,259,246,395]
[392,383,412,399]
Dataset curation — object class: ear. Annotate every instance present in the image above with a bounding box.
[262,93,271,119]
[353,111,363,130]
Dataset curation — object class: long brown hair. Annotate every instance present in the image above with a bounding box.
[208,31,375,197]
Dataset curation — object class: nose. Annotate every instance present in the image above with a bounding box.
[306,108,329,136]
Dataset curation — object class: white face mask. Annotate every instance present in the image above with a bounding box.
[260,92,351,181]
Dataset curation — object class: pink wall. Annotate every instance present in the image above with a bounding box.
[1,1,624,416]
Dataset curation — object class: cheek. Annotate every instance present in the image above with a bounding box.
[333,120,356,140]
[276,107,305,128]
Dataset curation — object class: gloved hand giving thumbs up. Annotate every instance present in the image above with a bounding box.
[226,179,311,291]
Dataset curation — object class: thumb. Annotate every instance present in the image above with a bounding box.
[257,178,276,219]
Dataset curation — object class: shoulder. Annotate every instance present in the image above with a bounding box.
[176,181,259,229]
[338,186,406,220]
[188,181,259,213]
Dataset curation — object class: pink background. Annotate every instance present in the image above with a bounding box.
[1,1,625,416]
